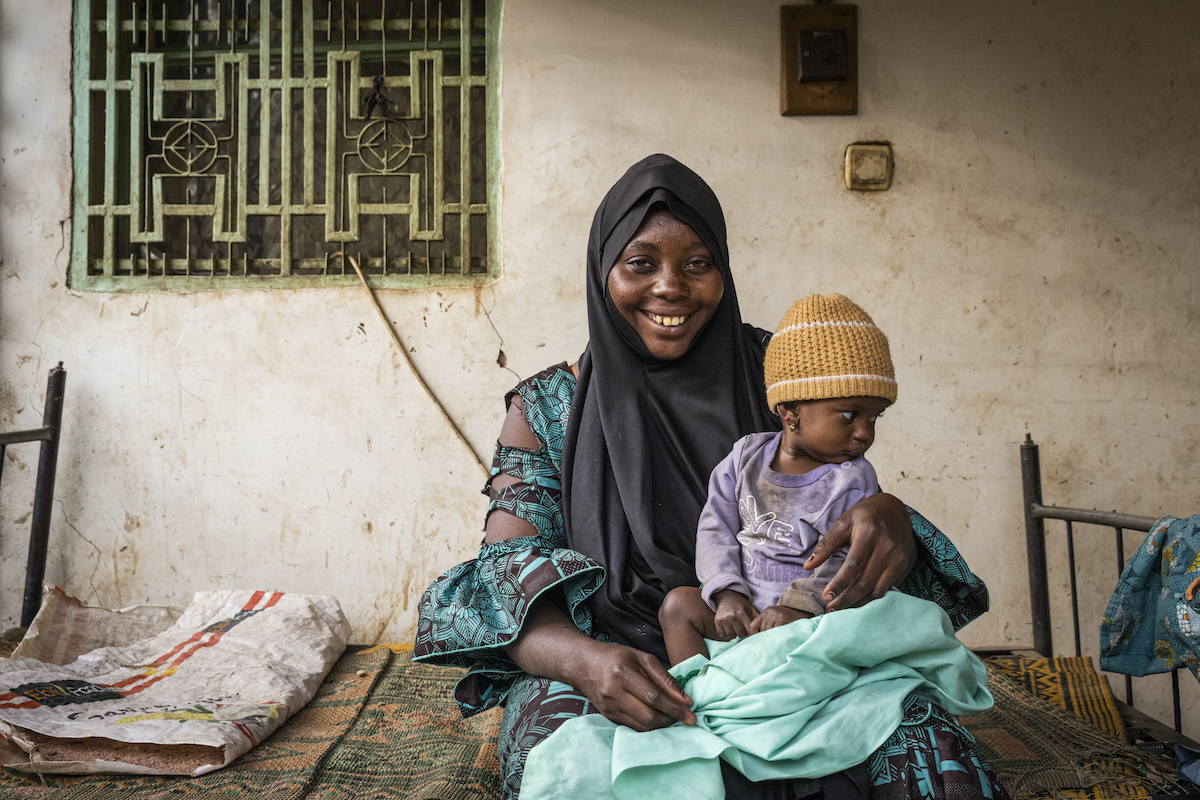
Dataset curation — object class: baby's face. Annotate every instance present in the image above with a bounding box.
[784,396,889,464]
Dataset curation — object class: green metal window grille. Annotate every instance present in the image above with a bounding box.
[71,0,499,291]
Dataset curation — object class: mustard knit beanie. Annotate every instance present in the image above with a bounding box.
[764,293,897,409]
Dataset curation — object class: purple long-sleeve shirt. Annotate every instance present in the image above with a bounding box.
[696,431,879,615]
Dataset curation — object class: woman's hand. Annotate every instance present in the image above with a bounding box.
[803,492,916,611]
[713,589,757,640]
[505,596,695,732]
[571,640,697,732]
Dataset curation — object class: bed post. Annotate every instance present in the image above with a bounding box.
[1021,434,1052,656]
[21,363,66,628]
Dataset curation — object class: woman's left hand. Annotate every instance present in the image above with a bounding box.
[803,493,915,612]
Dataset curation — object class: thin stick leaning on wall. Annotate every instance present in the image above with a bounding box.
[337,252,489,477]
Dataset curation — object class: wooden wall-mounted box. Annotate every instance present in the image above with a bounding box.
[781,4,858,116]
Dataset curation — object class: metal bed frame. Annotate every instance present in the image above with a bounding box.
[0,363,66,628]
[1021,432,1193,745]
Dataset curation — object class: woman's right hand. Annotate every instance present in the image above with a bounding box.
[572,640,697,732]
[505,596,695,732]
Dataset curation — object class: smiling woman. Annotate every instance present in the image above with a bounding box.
[605,207,724,361]
[414,154,1005,800]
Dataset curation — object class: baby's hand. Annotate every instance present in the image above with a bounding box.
[749,605,812,634]
[713,590,758,640]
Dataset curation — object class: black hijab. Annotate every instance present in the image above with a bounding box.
[562,154,779,662]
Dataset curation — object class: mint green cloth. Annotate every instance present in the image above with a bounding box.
[522,592,992,800]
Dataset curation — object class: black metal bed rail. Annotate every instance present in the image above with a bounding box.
[1,363,66,628]
[1021,433,1185,735]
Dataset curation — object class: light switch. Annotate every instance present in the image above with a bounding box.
[798,29,849,82]
[844,143,893,190]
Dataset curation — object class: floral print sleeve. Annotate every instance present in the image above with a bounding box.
[413,365,606,716]
[898,507,990,630]
[482,364,575,548]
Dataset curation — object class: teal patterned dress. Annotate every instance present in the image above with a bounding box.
[415,363,1008,800]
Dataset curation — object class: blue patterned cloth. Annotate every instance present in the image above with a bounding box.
[1100,515,1200,679]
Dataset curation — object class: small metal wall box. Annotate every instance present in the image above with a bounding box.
[844,143,893,191]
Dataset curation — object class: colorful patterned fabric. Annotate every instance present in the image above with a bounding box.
[899,507,992,631]
[499,674,593,800]
[483,363,577,542]
[413,540,605,716]
[1101,515,1200,679]
[870,693,1008,800]
[414,363,998,799]
[984,655,1125,740]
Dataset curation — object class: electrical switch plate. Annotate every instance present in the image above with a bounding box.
[845,143,893,191]
[798,29,849,82]
[781,4,857,116]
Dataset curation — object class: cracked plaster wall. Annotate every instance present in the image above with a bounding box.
[1,0,1198,736]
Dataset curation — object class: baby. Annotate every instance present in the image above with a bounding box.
[660,293,897,664]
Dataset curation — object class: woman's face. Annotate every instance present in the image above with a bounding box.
[606,208,724,360]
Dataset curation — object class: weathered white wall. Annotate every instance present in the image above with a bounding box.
[2,0,1198,734]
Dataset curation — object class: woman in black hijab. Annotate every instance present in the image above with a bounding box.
[562,153,782,665]
[416,155,1003,799]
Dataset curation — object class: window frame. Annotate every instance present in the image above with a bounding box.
[69,0,501,292]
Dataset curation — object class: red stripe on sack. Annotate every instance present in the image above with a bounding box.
[117,670,172,696]
[117,629,230,697]
[151,629,209,666]
[122,633,218,693]
[115,627,222,692]
[233,720,256,743]
[114,670,166,692]
[150,592,273,669]
[105,594,281,699]
[112,671,159,690]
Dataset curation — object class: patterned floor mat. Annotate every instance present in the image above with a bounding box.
[964,658,1187,799]
[0,643,501,800]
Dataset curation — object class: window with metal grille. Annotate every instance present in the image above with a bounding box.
[70,0,498,290]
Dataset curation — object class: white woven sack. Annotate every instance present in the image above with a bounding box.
[0,589,349,776]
